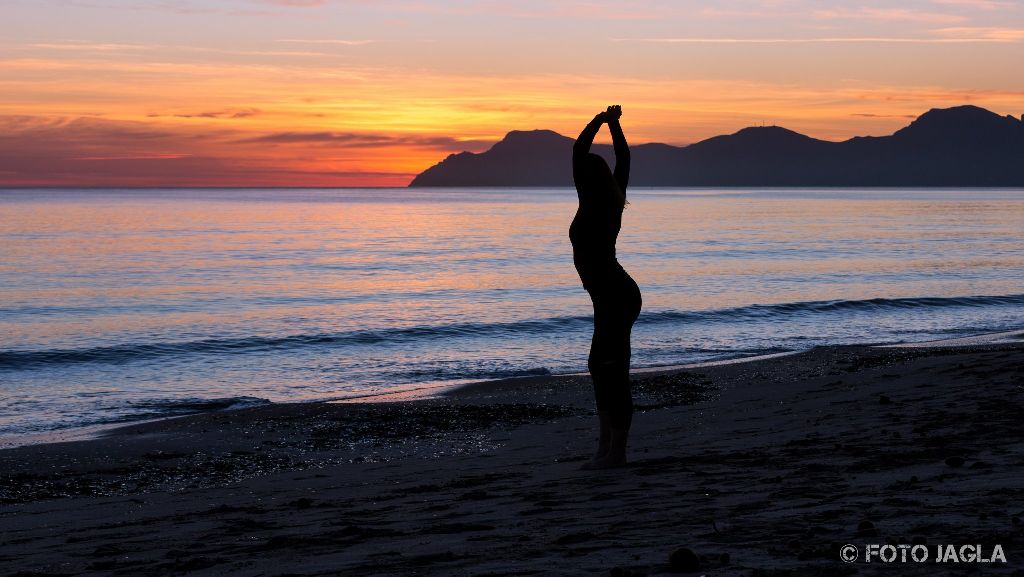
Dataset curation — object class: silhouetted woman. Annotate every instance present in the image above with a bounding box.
[570,105,642,469]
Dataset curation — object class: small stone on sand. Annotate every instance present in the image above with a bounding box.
[856,520,877,537]
[668,547,700,572]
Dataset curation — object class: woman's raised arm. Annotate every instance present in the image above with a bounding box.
[607,106,630,192]
[574,112,605,160]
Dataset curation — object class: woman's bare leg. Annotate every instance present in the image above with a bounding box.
[592,410,612,459]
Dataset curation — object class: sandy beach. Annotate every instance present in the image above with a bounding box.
[2,341,1023,576]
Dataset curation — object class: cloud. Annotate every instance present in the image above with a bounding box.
[0,115,189,156]
[148,108,263,119]
[0,114,483,187]
[353,0,676,20]
[15,40,330,58]
[70,153,194,161]
[259,0,327,6]
[615,36,1014,43]
[851,113,917,118]
[276,39,375,45]
[931,0,1015,9]
[697,6,786,19]
[849,87,1024,102]
[812,7,966,24]
[27,41,154,52]
[238,131,493,151]
[933,27,1024,41]
[0,115,223,186]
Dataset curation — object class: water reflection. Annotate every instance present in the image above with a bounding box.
[0,188,1022,434]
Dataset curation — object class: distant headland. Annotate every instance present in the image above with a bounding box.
[410,105,1024,187]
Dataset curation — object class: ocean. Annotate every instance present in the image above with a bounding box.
[1,187,1022,442]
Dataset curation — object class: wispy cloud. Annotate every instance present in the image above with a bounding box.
[28,41,154,51]
[362,0,675,20]
[851,113,917,118]
[813,7,966,24]
[276,39,375,45]
[0,114,417,187]
[258,0,327,6]
[148,108,262,119]
[213,48,330,57]
[614,36,1017,44]
[238,131,492,151]
[934,27,1024,41]
[931,0,1016,9]
[850,87,1024,102]
[16,40,330,58]
[71,153,194,161]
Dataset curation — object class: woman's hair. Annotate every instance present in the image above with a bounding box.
[581,153,627,209]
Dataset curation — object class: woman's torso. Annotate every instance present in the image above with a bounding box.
[569,198,625,292]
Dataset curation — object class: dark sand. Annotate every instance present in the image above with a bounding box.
[2,343,1023,575]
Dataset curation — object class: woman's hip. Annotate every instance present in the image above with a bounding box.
[588,271,641,314]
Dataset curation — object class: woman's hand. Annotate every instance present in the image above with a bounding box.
[605,105,622,121]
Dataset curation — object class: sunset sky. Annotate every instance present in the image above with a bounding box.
[3,0,1023,186]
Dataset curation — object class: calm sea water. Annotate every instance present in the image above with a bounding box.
[1,188,1022,440]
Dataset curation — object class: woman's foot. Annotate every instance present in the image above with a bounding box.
[579,427,629,470]
[590,411,612,459]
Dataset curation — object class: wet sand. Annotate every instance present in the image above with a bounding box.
[1,343,1023,575]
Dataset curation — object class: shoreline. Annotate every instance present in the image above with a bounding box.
[1,340,1022,575]
[3,327,1022,452]
[3,328,1020,451]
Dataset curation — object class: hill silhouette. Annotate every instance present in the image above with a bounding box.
[409,106,1024,187]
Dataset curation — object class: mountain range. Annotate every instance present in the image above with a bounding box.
[409,105,1024,187]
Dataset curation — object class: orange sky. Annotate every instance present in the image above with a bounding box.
[2,0,1023,187]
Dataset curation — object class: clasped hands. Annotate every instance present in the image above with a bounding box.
[596,105,622,123]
